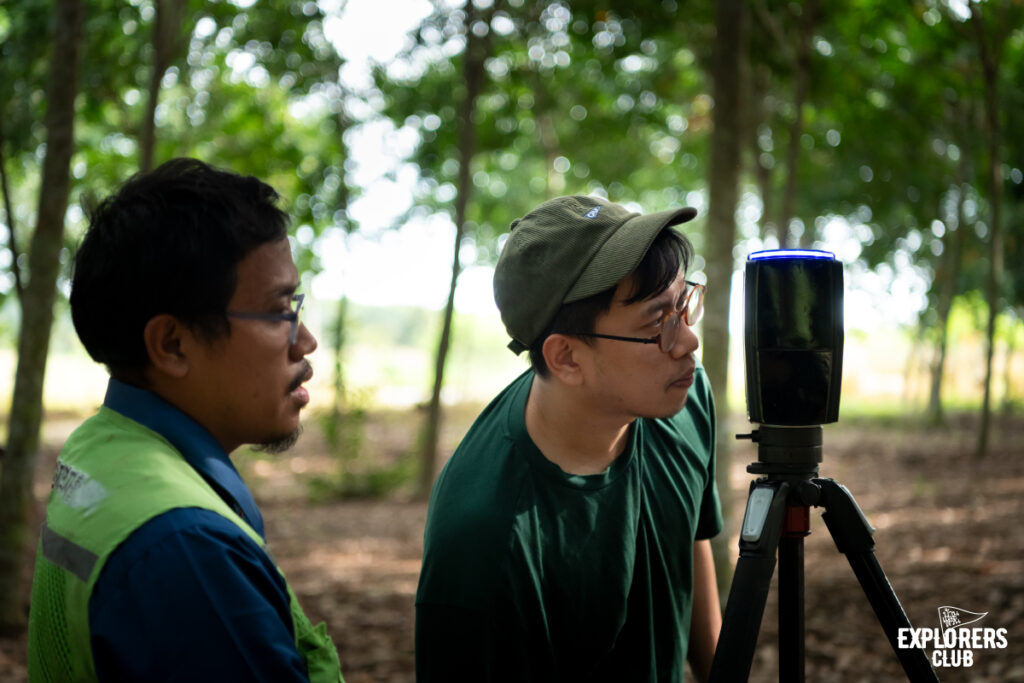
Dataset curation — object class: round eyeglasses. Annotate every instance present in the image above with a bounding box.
[570,281,705,353]
[227,293,305,346]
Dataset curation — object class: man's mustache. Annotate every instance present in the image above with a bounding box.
[288,360,313,393]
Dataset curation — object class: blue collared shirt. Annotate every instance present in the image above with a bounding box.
[88,379,310,681]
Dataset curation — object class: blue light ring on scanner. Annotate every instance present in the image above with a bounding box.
[748,249,836,261]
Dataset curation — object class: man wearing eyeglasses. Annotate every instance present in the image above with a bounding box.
[27,159,343,682]
[416,196,722,682]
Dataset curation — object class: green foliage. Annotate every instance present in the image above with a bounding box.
[307,454,418,502]
[309,390,420,502]
[1,0,349,295]
[741,0,1023,327]
[1,0,1018,332]
[374,1,717,262]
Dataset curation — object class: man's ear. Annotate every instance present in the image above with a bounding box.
[542,333,586,386]
[142,314,190,379]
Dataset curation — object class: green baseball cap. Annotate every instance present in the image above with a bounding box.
[493,195,697,354]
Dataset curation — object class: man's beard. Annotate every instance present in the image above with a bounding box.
[253,425,302,455]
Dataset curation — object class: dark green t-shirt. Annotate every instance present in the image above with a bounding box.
[415,367,722,682]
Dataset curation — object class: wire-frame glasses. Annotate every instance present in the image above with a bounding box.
[571,281,705,353]
[226,293,305,346]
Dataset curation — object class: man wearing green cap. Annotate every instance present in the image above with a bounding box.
[415,195,723,682]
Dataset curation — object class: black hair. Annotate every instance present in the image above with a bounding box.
[528,227,694,377]
[70,158,289,382]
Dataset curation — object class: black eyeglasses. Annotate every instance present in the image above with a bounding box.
[227,293,305,346]
[571,281,705,353]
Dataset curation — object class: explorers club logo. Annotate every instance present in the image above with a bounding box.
[897,605,1008,668]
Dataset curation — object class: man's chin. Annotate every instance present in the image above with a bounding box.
[252,426,302,455]
[643,395,689,420]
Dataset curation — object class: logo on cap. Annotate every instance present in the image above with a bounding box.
[584,206,601,219]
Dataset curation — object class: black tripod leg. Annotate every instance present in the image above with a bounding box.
[709,480,791,683]
[816,479,939,682]
[778,507,809,683]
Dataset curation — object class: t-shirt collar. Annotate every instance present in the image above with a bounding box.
[103,378,266,538]
[508,370,638,489]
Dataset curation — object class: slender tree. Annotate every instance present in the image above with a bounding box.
[0,0,84,632]
[767,0,817,248]
[704,0,747,602]
[970,1,1007,460]
[418,0,497,497]
[926,159,970,424]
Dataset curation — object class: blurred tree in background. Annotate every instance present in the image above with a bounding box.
[0,0,1022,629]
[0,0,83,632]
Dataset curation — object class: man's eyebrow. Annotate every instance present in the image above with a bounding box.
[640,278,689,315]
[266,282,299,301]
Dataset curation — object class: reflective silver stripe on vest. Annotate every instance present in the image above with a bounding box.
[40,522,98,583]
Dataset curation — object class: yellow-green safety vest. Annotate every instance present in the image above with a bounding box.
[27,406,344,682]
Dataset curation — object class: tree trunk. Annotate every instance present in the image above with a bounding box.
[704,0,746,605]
[140,0,185,172]
[326,106,355,470]
[749,65,775,242]
[537,107,560,197]
[418,1,493,498]
[778,0,816,248]
[926,172,968,424]
[0,0,84,633]
[971,2,1004,460]
[328,294,349,435]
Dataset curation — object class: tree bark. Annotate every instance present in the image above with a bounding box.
[704,0,746,605]
[0,0,84,632]
[418,1,493,498]
[140,0,185,172]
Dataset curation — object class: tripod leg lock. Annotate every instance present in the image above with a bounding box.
[739,480,790,547]
[815,478,876,554]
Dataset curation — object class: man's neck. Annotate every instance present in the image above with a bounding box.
[524,374,633,476]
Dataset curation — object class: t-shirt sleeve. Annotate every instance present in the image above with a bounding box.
[694,370,724,540]
[89,508,310,682]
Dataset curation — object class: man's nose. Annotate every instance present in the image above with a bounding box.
[670,318,699,358]
[290,322,318,359]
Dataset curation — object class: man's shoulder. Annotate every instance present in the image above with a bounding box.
[427,394,526,532]
[87,507,298,679]
[462,369,532,438]
[418,372,533,603]
[62,406,177,461]
[55,408,211,507]
[97,507,264,586]
[433,369,532,494]
[49,407,261,564]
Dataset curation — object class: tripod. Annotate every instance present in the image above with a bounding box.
[708,426,939,682]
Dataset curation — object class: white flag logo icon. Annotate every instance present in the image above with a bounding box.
[938,606,988,633]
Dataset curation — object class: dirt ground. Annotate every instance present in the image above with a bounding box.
[3,408,1023,682]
